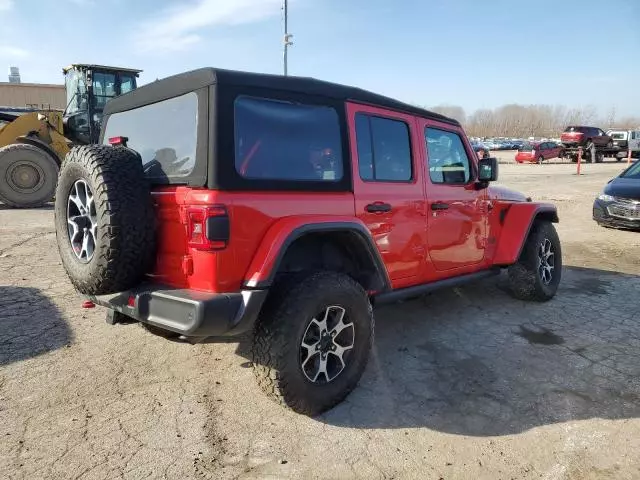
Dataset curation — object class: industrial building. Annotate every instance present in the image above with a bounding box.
[0,67,65,111]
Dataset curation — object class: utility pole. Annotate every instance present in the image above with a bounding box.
[283,0,293,75]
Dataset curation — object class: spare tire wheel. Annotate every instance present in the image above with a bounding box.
[54,145,156,295]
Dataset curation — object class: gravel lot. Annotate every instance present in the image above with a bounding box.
[1,157,639,480]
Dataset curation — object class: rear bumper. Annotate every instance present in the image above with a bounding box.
[88,284,268,338]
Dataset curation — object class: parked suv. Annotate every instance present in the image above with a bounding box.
[54,68,562,415]
[561,126,612,150]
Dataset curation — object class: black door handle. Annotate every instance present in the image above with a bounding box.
[431,202,449,211]
[366,202,392,213]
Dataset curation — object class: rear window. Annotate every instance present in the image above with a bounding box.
[234,96,343,182]
[564,126,584,133]
[519,142,536,151]
[103,92,198,179]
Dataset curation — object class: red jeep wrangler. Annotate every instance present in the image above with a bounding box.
[54,68,561,415]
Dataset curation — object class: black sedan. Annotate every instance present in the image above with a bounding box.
[593,161,640,230]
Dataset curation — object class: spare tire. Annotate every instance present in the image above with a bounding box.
[54,145,156,295]
[0,143,59,208]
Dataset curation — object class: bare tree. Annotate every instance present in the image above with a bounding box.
[422,102,640,138]
[429,105,466,124]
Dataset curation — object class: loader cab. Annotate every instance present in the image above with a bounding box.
[63,64,142,145]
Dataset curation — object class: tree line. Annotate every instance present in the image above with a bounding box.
[426,104,640,138]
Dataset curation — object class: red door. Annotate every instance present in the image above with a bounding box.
[347,103,427,288]
[419,119,488,274]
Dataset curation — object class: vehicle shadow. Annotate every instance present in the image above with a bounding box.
[0,286,72,366]
[0,203,53,211]
[312,266,640,435]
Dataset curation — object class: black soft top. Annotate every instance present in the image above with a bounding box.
[103,67,459,126]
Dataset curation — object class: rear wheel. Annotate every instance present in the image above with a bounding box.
[252,272,373,416]
[0,143,59,208]
[508,221,562,302]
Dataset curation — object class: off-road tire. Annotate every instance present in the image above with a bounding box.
[252,271,373,416]
[54,145,156,295]
[0,143,59,208]
[508,221,562,302]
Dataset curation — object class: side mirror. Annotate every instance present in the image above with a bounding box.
[478,157,498,182]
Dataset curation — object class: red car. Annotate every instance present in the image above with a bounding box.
[515,141,564,164]
[53,68,561,416]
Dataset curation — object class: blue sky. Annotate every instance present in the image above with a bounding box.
[1,0,638,116]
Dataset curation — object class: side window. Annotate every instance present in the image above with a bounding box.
[425,128,472,185]
[598,129,605,136]
[103,92,198,180]
[234,96,343,181]
[355,113,412,182]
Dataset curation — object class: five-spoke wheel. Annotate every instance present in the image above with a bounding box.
[66,179,97,262]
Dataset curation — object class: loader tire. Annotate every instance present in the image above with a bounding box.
[54,145,156,295]
[0,143,59,208]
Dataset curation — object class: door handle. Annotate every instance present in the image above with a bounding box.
[365,202,392,213]
[431,202,449,211]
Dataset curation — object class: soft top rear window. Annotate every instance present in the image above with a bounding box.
[103,92,198,181]
[234,96,343,182]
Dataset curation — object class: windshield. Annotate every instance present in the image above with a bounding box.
[621,161,640,179]
[611,132,626,140]
[64,69,87,115]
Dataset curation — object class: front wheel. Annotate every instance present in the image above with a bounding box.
[537,155,544,164]
[252,272,373,416]
[0,143,59,208]
[507,221,562,302]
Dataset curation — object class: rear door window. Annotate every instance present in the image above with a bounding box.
[234,96,343,182]
[103,92,198,180]
[355,114,412,182]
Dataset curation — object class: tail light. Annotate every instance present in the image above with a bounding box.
[108,136,129,147]
[185,205,229,250]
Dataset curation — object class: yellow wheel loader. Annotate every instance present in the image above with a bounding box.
[0,64,141,208]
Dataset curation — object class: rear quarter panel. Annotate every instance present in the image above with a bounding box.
[150,189,356,292]
[217,192,356,291]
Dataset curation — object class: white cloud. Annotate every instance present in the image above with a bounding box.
[0,0,13,11]
[134,0,285,53]
[0,46,29,57]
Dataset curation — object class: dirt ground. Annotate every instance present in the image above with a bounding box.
[1,157,639,480]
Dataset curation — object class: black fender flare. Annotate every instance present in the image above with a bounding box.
[246,221,391,292]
